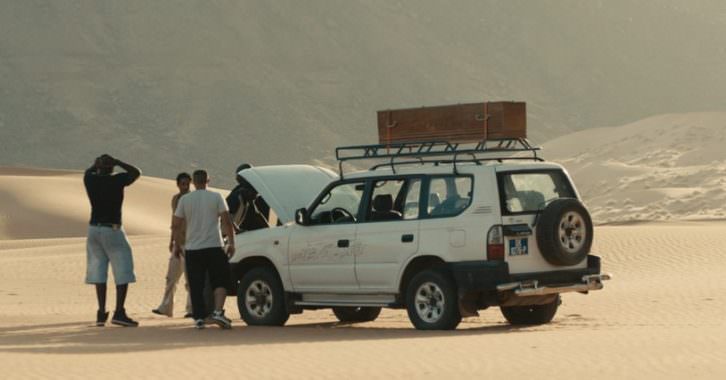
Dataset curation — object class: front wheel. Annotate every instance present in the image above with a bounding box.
[237,266,290,326]
[500,295,560,325]
[405,269,461,330]
[332,307,381,323]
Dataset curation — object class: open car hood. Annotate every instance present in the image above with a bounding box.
[238,165,338,224]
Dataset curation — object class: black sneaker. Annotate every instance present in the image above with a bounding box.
[96,310,109,327]
[111,309,139,327]
[210,310,232,329]
[194,319,205,329]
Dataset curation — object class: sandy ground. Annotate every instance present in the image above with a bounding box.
[2,226,726,378]
[1,168,726,379]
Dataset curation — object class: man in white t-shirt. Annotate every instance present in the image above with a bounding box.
[172,169,236,329]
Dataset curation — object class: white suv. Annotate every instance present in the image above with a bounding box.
[229,140,609,330]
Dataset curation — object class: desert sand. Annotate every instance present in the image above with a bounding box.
[1,167,726,379]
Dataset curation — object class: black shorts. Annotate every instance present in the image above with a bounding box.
[185,247,231,290]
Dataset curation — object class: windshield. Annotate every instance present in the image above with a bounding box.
[500,170,575,214]
[310,182,365,224]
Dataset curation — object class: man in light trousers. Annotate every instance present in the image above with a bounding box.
[153,172,193,318]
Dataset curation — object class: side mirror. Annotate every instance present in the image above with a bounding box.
[295,208,310,226]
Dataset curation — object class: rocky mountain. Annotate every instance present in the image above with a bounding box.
[2,1,726,186]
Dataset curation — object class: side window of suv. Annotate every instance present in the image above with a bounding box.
[310,182,365,225]
[366,178,422,222]
[427,176,473,217]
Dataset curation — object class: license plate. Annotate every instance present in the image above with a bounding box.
[508,238,529,256]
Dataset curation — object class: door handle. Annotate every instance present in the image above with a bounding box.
[337,239,350,248]
[401,234,414,243]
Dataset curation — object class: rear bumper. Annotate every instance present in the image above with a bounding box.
[450,255,609,295]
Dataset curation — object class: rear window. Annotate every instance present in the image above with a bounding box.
[499,170,575,214]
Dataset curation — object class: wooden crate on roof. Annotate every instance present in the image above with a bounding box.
[377,101,526,145]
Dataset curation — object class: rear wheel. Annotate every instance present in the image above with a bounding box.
[500,295,560,325]
[332,307,382,323]
[238,266,290,326]
[405,269,461,330]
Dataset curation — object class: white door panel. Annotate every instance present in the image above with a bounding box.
[355,220,420,291]
[288,224,358,291]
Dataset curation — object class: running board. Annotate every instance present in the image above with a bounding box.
[296,293,396,307]
[496,273,612,297]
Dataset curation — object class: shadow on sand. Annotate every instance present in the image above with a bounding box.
[0,317,542,355]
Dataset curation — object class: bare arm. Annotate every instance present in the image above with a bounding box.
[113,157,141,184]
[220,211,236,256]
[171,215,186,257]
[86,163,97,174]
[169,195,179,252]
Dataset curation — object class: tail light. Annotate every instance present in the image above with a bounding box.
[487,225,504,261]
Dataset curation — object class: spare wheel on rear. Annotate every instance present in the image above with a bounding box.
[536,198,593,266]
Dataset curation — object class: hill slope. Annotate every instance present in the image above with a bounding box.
[3,1,726,185]
[0,167,184,239]
[544,112,726,224]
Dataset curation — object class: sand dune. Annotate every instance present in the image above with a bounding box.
[1,167,726,379]
[0,167,228,240]
[0,167,171,239]
[543,112,726,224]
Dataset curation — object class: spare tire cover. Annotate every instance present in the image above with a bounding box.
[535,198,593,266]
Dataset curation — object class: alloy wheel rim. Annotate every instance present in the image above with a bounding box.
[245,280,273,318]
[415,282,445,323]
[558,211,586,254]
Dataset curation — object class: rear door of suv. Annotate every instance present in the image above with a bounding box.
[355,176,423,291]
[496,168,587,274]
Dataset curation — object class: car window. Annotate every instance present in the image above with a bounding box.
[426,176,472,217]
[403,179,422,220]
[501,171,575,213]
[310,182,364,224]
[365,178,421,222]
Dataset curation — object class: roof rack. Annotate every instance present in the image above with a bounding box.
[335,138,542,178]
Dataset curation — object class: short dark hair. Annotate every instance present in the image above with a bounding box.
[192,169,208,184]
[236,163,252,173]
[176,172,191,184]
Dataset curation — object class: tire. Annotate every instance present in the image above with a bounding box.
[500,295,560,325]
[332,307,382,323]
[405,269,461,330]
[536,198,593,266]
[237,266,290,326]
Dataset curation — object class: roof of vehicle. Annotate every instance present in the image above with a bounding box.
[342,160,566,179]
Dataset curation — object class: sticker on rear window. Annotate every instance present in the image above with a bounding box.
[508,238,529,256]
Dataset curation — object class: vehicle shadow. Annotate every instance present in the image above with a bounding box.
[0,318,540,355]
